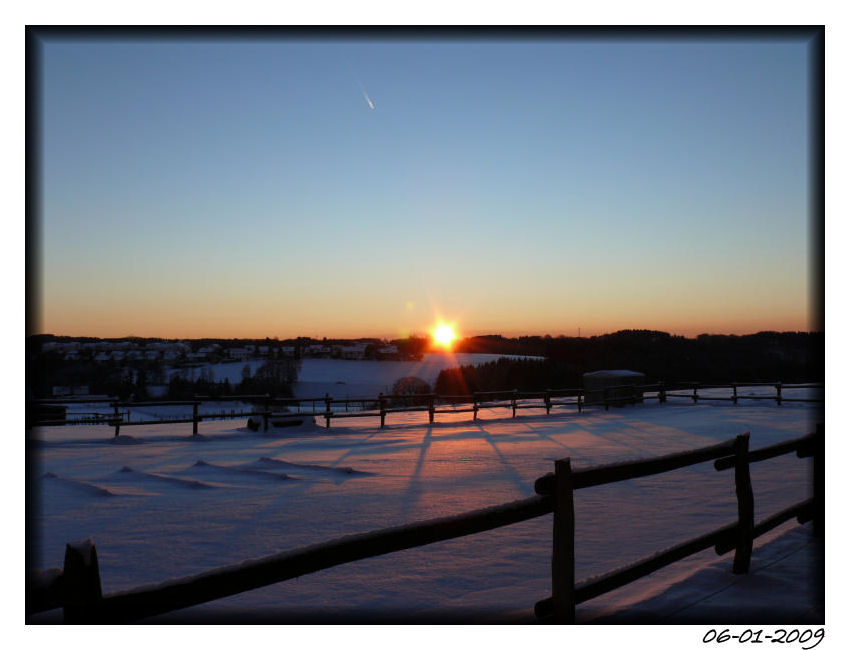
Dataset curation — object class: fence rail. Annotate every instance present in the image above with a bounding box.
[27,425,822,623]
[29,380,824,436]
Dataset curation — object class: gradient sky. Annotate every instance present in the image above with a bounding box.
[37,35,816,339]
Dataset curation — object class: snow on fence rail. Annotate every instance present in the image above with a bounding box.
[27,426,822,623]
[29,381,824,436]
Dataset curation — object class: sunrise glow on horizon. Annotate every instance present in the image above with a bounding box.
[35,35,818,341]
[431,322,458,349]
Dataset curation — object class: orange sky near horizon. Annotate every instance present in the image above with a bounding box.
[35,288,816,340]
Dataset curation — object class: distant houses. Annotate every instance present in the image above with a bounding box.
[35,336,412,365]
[377,344,398,359]
[339,344,368,360]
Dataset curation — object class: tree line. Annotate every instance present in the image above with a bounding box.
[27,353,300,401]
[436,330,822,395]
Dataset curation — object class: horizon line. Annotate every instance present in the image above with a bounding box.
[29,328,822,342]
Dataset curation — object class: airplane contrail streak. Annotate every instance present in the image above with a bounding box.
[362,89,375,110]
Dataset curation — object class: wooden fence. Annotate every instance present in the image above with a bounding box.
[27,425,822,623]
[29,381,823,436]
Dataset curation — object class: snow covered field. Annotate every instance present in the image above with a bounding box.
[27,389,823,625]
[171,352,542,399]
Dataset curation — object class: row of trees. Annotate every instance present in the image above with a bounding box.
[27,355,301,401]
[436,330,822,395]
[143,359,302,400]
[434,358,582,395]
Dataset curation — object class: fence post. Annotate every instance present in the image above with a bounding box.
[551,458,576,623]
[813,423,824,538]
[112,403,120,437]
[428,395,435,424]
[776,382,782,406]
[473,393,478,421]
[512,389,518,418]
[63,538,103,623]
[544,389,551,415]
[263,396,270,432]
[324,393,332,429]
[577,391,583,413]
[192,402,199,436]
[692,382,699,404]
[659,381,666,404]
[379,393,386,428]
[732,382,738,405]
[732,433,755,574]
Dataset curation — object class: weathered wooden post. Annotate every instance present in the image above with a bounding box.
[324,393,332,429]
[112,403,120,437]
[577,391,583,413]
[428,394,435,424]
[776,382,782,406]
[813,423,824,538]
[732,382,738,405]
[551,458,576,622]
[512,389,518,418]
[692,382,699,404]
[472,392,479,421]
[379,393,386,428]
[63,538,103,623]
[544,389,552,415]
[192,402,199,436]
[659,381,666,404]
[732,433,755,574]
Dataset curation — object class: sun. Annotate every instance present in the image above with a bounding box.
[431,322,457,350]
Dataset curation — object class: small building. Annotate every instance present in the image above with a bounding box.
[228,347,252,360]
[338,344,368,360]
[582,370,646,406]
[377,345,399,358]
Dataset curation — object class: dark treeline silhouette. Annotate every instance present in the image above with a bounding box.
[166,360,299,401]
[437,330,822,395]
[28,330,822,400]
[27,348,300,401]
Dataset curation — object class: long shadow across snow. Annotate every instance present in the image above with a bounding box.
[398,424,433,515]
[474,423,534,496]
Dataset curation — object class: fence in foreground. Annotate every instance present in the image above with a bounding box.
[30,381,823,436]
[27,425,822,623]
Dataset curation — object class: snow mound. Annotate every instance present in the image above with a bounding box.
[110,435,144,445]
[180,459,294,482]
[42,472,115,497]
[262,416,322,434]
[106,466,219,489]
[245,456,368,476]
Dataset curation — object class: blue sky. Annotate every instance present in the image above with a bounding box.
[38,36,814,339]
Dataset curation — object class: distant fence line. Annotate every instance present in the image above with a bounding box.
[27,425,823,623]
[29,381,823,437]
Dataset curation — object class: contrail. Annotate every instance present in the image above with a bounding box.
[362,88,375,110]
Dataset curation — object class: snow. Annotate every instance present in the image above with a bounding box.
[583,369,645,378]
[173,353,543,398]
[27,385,824,634]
